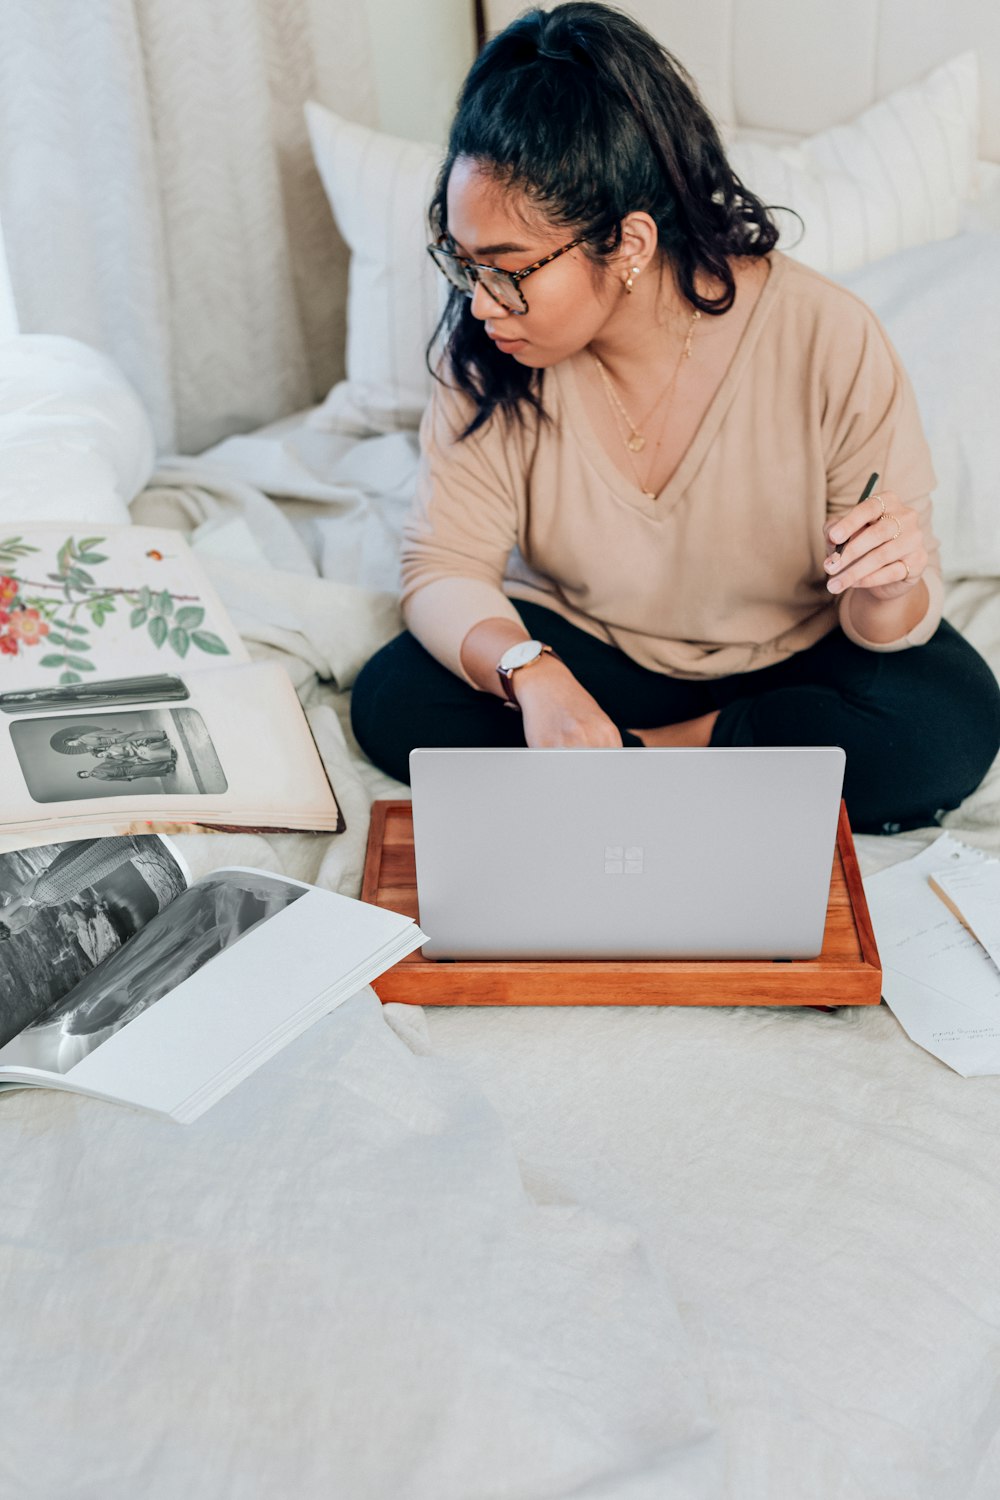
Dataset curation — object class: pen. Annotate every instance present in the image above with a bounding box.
[834,472,879,554]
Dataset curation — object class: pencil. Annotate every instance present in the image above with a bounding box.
[834,472,879,554]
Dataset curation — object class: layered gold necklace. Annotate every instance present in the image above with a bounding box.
[592,306,701,499]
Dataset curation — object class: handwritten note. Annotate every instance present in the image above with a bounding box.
[934,860,1000,977]
[864,834,1000,1077]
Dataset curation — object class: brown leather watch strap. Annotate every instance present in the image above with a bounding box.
[497,643,561,711]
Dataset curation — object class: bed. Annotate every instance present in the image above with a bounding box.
[3,2,1000,1497]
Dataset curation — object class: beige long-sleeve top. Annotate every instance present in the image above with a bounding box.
[400,250,943,685]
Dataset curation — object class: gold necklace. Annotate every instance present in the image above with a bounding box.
[592,308,701,497]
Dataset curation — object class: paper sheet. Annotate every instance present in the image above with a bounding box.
[864,834,1000,1076]
[934,859,1000,976]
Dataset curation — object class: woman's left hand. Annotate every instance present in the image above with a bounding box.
[822,487,927,601]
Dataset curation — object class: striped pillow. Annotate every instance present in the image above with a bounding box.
[305,102,444,435]
[727,52,980,276]
[306,52,980,434]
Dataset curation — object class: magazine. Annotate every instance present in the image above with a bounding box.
[0,523,246,688]
[0,835,425,1121]
[0,662,344,838]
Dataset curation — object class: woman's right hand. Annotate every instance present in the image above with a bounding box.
[513,658,623,748]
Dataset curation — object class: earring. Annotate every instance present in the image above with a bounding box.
[623,265,641,293]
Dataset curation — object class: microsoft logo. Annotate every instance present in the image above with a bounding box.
[604,845,644,875]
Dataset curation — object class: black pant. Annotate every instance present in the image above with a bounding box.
[351,602,1000,834]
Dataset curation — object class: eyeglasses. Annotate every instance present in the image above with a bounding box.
[427,234,584,315]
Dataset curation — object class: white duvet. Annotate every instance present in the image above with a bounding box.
[2,337,1000,1498]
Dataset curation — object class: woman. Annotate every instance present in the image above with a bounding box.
[351,3,1000,833]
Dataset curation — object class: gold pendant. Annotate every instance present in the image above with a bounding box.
[627,434,645,453]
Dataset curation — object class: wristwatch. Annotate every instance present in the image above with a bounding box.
[496,639,560,710]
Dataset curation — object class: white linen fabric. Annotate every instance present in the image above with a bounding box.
[726,52,980,277]
[1,433,999,1498]
[0,0,375,454]
[0,335,154,526]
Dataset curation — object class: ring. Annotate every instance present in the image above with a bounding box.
[885,512,902,541]
[900,560,911,582]
[873,492,886,519]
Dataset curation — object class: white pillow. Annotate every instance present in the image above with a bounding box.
[0,335,155,525]
[727,52,979,277]
[305,102,443,436]
[838,231,1000,581]
[306,53,981,435]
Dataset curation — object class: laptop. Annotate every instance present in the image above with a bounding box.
[409,746,846,961]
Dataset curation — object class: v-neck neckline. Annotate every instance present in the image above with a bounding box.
[557,251,787,519]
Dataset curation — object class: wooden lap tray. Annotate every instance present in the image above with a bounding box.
[361,799,882,1007]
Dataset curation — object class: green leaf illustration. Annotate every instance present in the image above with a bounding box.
[78,537,106,551]
[56,540,72,575]
[158,589,173,616]
[39,654,65,668]
[169,625,190,658]
[174,606,204,630]
[149,615,168,649]
[65,656,95,672]
[131,607,148,628]
[78,553,108,566]
[68,567,94,586]
[59,671,81,685]
[139,585,152,611]
[65,622,88,634]
[45,632,67,646]
[191,630,229,656]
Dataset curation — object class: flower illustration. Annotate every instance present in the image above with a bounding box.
[0,631,18,655]
[0,576,18,606]
[7,607,50,647]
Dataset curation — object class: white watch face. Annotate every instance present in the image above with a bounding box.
[500,640,544,672]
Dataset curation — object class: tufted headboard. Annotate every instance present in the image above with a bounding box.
[483,0,1000,162]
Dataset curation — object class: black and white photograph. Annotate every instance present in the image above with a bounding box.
[0,870,304,1073]
[0,672,190,715]
[0,836,188,1049]
[10,706,228,803]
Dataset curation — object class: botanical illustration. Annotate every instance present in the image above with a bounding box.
[0,534,230,685]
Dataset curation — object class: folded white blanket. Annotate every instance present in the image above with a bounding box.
[0,334,155,525]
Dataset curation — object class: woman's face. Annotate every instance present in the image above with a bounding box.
[444,157,624,368]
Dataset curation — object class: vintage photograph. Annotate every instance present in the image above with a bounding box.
[0,672,190,715]
[0,835,188,1049]
[10,706,228,803]
[0,870,304,1073]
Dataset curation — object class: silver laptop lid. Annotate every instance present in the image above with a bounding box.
[410,746,846,961]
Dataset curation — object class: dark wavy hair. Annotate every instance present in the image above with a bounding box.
[428,2,789,436]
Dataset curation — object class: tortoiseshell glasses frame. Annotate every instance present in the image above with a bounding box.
[427,234,585,315]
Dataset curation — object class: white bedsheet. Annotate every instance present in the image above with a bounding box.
[2,411,1000,1498]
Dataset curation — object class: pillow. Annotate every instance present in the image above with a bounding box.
[306,53,980,435]
[305,102,443,436]
[0,334,155,525]
[838,232,1000,581]
[727,52,980,277]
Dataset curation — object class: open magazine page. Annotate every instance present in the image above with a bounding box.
[0,869,304,1073]
[0,836,189,1049]
[0,523,247,691]
[0,661,344,836]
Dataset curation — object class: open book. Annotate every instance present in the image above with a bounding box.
[0,523,344,838]
[0,662,344,839]
[0,522,245,687]
[0,835,425,1121]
